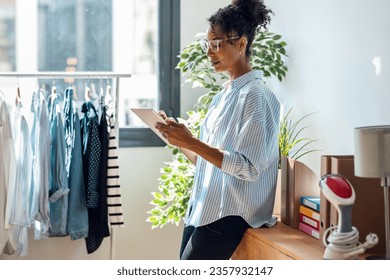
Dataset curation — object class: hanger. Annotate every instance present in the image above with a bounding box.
[72,84,78,101]
[64,79,77,101]
[106,79,111,98]
[105,79,112,105]
[36,72,40,91]
[89,82,98,100]
[15,76,22,106]
[51,79,57,103]
[99,78,105,107]
[84,80,91,102]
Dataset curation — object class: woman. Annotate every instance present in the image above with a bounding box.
[155,0,280,260]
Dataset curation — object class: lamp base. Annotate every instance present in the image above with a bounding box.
[365,254,386,260]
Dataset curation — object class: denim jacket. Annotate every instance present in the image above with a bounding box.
[64,88,88,240]
[48,95,70,237]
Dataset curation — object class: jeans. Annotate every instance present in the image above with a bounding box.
[64,88,89,240]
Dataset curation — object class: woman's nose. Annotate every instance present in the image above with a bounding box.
[206,46,215,56]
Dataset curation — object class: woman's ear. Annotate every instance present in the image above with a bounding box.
[238,37,247,53]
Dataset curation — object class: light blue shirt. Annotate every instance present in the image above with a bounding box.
[185,70,281,228]
[30,90,51,239]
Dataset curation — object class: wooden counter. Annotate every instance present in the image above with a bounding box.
[232,221,325,260]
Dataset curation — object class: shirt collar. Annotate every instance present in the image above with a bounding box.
[223,70,263,91]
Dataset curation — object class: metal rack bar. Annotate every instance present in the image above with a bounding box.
[0,71,131,79]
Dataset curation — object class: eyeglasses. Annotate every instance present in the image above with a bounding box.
[199,36,240,53]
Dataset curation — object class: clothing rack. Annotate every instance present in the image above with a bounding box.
[0,71,131,78]
[0,71,131,260]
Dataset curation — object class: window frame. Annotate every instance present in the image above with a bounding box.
[118,0,180,147]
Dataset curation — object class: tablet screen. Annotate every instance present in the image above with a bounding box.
[130,108,169,144]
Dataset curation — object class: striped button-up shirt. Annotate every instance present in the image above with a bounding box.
[185,70,281,228]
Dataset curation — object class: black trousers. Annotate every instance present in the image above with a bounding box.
[179,215,250,260]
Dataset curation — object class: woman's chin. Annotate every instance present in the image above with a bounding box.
[212,65,224,73]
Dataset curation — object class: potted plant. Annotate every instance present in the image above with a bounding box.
[147,29,289,229]
[279,107,319,166]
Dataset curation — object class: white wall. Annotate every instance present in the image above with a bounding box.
[266,0,390,173]
[180,0,230,116]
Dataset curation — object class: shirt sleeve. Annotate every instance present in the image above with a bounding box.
[221,86,279,181]
[221,121,268,181]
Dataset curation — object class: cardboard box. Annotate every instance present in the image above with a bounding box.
[280,157,319,228]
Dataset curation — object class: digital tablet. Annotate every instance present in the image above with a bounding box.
[130,108,169,144]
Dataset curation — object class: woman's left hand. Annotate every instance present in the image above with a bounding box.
[155,119,194,148]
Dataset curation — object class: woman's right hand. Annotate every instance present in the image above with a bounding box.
[157,110,198,165]
[157,110,168,121]
[158,110,176,124]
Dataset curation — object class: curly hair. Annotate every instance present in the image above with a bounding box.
[208,0,273,57]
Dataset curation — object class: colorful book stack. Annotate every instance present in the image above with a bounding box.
[298,196,320,239]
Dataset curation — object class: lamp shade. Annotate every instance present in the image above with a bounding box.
[354,125,390,178]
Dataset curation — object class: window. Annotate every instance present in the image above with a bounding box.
[0,0,180,147]
[119,0,180,147]
[37,0,113,115]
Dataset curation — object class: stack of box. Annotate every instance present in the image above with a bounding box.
[298,196,320,239]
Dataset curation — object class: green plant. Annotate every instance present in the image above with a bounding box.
[147,30,288,229]
[278,107,320,168]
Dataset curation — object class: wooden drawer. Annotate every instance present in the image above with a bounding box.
[232,221,324,260]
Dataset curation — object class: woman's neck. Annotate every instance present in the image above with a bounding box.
[228,59,252,80]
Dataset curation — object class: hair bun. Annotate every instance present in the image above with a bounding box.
[231,0,272,30]
[232,0,255,11]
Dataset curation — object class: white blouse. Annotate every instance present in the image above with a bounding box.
[0,98,17,255]
[5,103,33,256]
